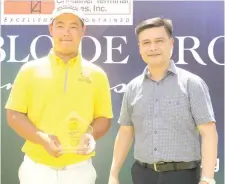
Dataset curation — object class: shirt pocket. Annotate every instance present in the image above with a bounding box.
[162,94,190,123]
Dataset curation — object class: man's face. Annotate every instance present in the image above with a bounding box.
[138,26,174,66]
[49,13,86,54]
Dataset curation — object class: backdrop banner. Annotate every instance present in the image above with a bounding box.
[1,1,224,184]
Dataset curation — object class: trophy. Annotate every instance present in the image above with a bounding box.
[58,111,93,153]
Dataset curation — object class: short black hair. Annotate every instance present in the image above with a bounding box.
[135,17,173,38]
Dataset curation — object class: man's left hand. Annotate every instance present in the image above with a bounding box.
[75,134,96,155]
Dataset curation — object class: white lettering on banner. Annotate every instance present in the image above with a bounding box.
[7,36,30,63]
[0,35,224,65]
[111,83,127,93]
[176,36,206,65]
[208,36,225,65]
[0,37,6,62]
[104,36,129,64]
[0,83,13,90]
[1,35,53,63]
[176,36,225,65]
[1,35,129,64]
[30,35,53,60]
[80,36,101,63]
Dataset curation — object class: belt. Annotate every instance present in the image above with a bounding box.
[136,160,200,172]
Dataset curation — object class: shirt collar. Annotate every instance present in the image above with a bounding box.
[141,60,177,81]
[48,49,81,67]
[167,60,177,75]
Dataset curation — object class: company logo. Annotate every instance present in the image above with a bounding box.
[1,0,133,25]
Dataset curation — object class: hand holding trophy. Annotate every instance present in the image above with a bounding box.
[58,110,96,155]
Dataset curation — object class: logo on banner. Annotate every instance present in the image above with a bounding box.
[1,0,133,25]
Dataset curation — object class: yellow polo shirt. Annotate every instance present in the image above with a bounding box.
[5,51,113,167]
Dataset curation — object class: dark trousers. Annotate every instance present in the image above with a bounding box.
[131,161,200,184]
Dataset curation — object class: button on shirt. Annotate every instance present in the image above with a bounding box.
[118,60,215,164]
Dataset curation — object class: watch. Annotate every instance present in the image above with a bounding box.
[200,176,216,184]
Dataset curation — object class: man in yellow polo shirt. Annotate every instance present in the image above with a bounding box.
[5,5,113,184]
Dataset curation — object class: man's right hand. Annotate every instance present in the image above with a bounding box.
[38,132,62,157]
[108,174,119,184]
